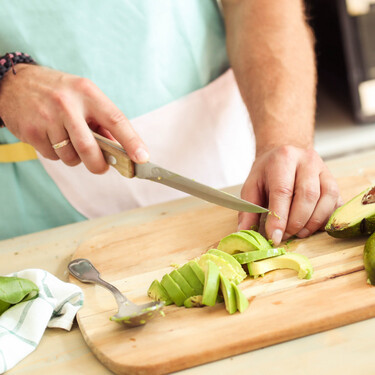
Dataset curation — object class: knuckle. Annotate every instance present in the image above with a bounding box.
[273,185,293,199]
[288,219,305,233]
[307,216,324,230]
[23,124,40,143]
[73,77,96,97]
[75,138,95,155]
[323,183,340,198]
[278,145,295,159]
[299,186,320,203]
[108,110,128,128]
[51,90,70,110]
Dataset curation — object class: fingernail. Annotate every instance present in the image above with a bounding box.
[271,229,283,246]
[135,148,149,163]
[296,228,310,238]
[282,232,291,241]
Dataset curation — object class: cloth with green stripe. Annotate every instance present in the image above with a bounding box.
[0,269,83,373]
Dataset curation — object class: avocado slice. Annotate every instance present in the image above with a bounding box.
[220,274,237,314]
[232,282,249,313]
[233,247,286,264]
[169,270,195,298]
[326,186,375,238]
[178,263,204,295]
[202,260,220,306]
[160,274,187,306]
[364,232,375,285]
[239,230,272,250]
[188,260,205,285]
[184,295,204,308]
[198,253,245,284]
[217,232,261,254]
[147,279,173,306]
[207,249,247,280]
[248,252,313,280]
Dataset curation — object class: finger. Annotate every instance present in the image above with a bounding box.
[86,88,149,163]
[63,115,109,174]
[283,161,321,239]
[297,170,340,236]
[238,175,266,231]
[48,124,80,167]
[264,157,297,246]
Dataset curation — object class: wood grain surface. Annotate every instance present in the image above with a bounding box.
[70,174,375,375]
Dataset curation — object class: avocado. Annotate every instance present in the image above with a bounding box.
[198,253,245,284]
[160,274,187,306]
[178,263,204,295]
[326,186,375,238]
[207,249,247,280]
[220,274,237,314]
[364,232,375,285]
[188,260,205,285]
[233,247,286,264]
[248,252,313,280]
[232,282,249,313]
[202,260,220,306]
[169,270,195,298]
[217,232,261,254]
[184,295,204,308]
[147,279,173,306]
[240,230,272,250]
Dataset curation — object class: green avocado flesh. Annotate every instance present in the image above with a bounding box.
[188,260,205,285]
[217,232,261,254]
[184,295,204,308]
[220,274,237,314]
[240,230,272,250]
[232,282,249,313]
[364,232,375,285]
[160,274,187,306]
[248,252,313,280]
[207,249,247,280]
[198,253,245,284]
[170,270,195,298]
[178,263,204,295]
[326,186,375,238]
[147,280,173,306]
[233,247,286,264]
[202,260,221,306]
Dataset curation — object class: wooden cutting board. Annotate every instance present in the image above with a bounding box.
[70,173,375,375]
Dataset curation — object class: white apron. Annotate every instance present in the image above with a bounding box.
[37,69,255,219]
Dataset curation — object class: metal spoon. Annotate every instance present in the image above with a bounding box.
[68,258,164,327]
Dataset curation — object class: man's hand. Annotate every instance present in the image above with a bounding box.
[238,145,342,246]
[0,64,149,173]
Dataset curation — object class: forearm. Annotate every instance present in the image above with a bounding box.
[222,0,316,155]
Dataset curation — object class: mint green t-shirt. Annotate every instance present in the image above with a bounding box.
[0,0,229,240]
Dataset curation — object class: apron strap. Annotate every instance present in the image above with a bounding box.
[0,142,38,163]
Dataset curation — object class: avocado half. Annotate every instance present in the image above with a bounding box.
[325,186,375,238]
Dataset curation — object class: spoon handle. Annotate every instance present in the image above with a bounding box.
[68,258,132,307]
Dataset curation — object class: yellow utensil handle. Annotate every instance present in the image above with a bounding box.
[92,132,135,178]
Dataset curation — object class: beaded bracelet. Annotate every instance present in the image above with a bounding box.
[0,52,36,127]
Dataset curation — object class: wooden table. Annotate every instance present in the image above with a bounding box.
[2,149,375,375]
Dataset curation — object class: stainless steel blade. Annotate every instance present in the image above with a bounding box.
[135,162,268,214]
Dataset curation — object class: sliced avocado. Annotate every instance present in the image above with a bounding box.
[178,263,204,295]
[233,247,286,264]
[326,186,375,238]
[248,252,313,280]
[364,232,375,285]
[217,232,261,254]
[198,253,245,284]
[184,295,204,308]
[240,230,272,250]
[169,270,195,298]
[188,260,205,285]
[232,282,249,313]
[147,279,173,306]
[202,260,220,306]
[220,274,237,314]
[207,249,247,280]
[160,274,187,306]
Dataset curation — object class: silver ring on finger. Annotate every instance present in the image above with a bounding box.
[52,138,71,150]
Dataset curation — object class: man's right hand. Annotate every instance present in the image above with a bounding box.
[0,64,149,173]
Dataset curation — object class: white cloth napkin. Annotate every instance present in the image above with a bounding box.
[0,269,83,374]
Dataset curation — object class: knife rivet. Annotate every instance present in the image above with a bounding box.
[107,155,117,165]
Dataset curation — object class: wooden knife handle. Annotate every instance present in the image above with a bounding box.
[93,132,135,178]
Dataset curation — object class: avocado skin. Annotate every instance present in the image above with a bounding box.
[325,216,375,238]
[364,232,375,285]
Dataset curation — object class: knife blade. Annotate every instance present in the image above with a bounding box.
[93,132,268,214]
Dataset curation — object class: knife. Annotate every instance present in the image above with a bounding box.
[93,132,268,214]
